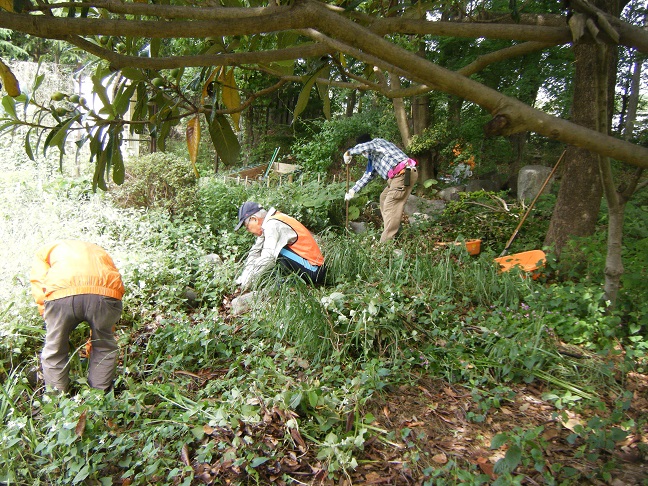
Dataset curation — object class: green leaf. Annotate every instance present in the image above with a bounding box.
[24,129,34,161]
[493,444,522,475]
[348,205,360,220]
[112,139,125,185]
[93,148,108,192]
[293,65,328,123]
[1,96,17,119]
[113,81,138,117]
[250,457,269,468]
[150,38,161,57]
[206,113,240,166]
[317,80,331,120]
[92,74,114,118]
[120,68,145,81]
[490,433,508,449]
[45,117,77,156]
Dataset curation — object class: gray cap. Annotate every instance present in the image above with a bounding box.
[234,201,263,230]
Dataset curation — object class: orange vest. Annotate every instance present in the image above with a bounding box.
[30,240,125,315]
[268,212,325,267]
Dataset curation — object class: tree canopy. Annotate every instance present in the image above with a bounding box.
[1,0,647,188]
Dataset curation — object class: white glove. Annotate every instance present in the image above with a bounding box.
[344,189,355,201]
[343,152,352,165]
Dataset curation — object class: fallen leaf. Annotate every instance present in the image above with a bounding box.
[444,387,457,397]
[561,417,582,432]
[432,452,448,464]
[181,443,191,467]
[476,456,496,480]
[75,410,87,437]
[542,428,560,441]
[383,405,390,419]
[290,427,306,450]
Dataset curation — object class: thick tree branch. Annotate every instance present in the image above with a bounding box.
[301,0,648,169]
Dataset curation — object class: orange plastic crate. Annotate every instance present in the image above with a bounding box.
[494,250,545,279]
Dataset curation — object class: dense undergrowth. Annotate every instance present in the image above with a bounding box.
[1,154,647,485]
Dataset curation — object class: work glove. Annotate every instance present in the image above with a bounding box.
[343,152,352,165]
[344,189,355,201]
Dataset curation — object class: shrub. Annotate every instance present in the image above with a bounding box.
[291,108,399,174]
[110,152,198,216]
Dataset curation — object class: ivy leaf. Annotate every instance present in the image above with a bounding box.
[490,433,508,449]
[250,457,269,468]
[493,444,522,475]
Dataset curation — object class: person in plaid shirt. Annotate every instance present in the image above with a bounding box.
[344,134,418,242]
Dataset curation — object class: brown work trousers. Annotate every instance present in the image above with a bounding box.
[379,168,418,242]
[41,294,123,392]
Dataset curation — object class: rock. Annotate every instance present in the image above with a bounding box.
[517,165,554,203]
[184,287,199,308]
[404,194,446,216]
[202,253,223,264]
[465,179,501,193]
[349,221,367,234]
[437,186,465,202]
[230,291,258,316]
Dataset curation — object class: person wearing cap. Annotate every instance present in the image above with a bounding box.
[344,134,418,243]
[234,202,326,289]
[30,240,124,393]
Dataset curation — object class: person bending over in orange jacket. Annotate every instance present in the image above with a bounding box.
[30,240,124,393]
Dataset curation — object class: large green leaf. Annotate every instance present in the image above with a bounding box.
[293,64,329,123]
[44,117,77,156]
[207,113,240,167]
[316,65,331,120]
[91,74,114,118]
[120,68,145,81]
[93,148,108,192]
[111,136,125,185]
[113,81,138,117]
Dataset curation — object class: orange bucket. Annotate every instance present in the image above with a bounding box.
[494,250,545,279]
[436,239,481,256]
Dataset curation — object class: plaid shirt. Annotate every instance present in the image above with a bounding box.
[347,138,408,193]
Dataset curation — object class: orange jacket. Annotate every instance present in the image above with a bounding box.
[30,240,124,315]
[269,212,325,267]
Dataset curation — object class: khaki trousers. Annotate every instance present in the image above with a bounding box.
[41,294,122,392]
[379,168,418,242]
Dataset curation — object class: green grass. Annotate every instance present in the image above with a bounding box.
[1,155,646,485]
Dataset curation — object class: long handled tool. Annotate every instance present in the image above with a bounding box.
[345,163,350,231]
[499,149,566,257]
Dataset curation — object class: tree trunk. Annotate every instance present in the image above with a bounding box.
[623,51,643,140]
[544,42,605,257]
[389,72,411,146]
